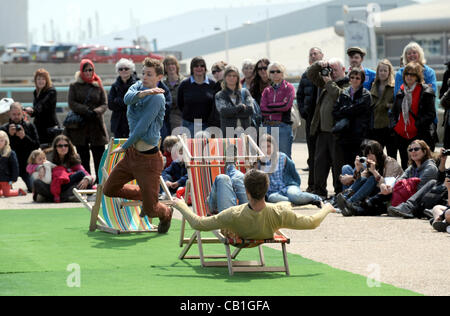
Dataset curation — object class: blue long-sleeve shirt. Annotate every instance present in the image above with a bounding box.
[122,81,166,149]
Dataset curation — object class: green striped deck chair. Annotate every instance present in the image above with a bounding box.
[178,134,291,276]
[73,138,172,235]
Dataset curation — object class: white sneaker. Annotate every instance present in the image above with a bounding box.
[447,225,450,234]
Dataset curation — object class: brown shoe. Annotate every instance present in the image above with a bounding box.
[158,207,173,234]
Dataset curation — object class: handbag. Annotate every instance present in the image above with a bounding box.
[63,87,93,129]
[291,102,302,130]
[63,111,85,129]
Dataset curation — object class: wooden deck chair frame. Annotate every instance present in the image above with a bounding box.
[177,134,291,275]
[73,138,173,235]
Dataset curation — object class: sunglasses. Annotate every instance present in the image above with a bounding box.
[350,76,361,80]
[212,70,222,74]
[404,72,416,77]
[270,70,282,74]
[408,147,422,152]
[83,69,94,73]
[193,64,206,69]
[257,66,268,71]
[56,144,69,149]
[118,68,130,72]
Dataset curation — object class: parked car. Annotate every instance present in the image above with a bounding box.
[79,47,114,63]
[68,44,96,63]
[29,43,56,62]
[49,44,77,63]
[1,43,30,64]
[111,46,164,63]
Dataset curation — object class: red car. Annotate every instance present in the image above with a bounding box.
[69,45,97,62]
[112,46,164,63]
[79,47,114,63]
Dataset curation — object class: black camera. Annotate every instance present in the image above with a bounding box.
[446,169,450,179]
[15,124,22,131]
[320,66,333,77]
[443,149,450,156]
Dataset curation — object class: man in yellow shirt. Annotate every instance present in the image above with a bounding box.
[170,169,335,240]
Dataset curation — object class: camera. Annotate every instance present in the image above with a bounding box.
[320,66,333,77]
[443,149,450,156]
[15,124,22,131]
[359,157,367,164]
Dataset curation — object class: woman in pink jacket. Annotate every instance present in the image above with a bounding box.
[260,62,295,158]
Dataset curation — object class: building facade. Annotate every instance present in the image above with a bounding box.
[0,0,28,47]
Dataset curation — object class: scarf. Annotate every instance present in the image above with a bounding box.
[401,82,417,128]
[79,59,103,89]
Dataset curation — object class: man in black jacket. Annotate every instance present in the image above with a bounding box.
[296,47,324,193]
[0,102,40,192]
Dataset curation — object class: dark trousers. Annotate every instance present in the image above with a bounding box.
[33,171,87,202]
[313,132,345,197]
[76,145,106,181]
[370,128,398,160]
[396,134,417,170]
[305,117,316,191]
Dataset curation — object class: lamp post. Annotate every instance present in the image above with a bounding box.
[243,8,271,59]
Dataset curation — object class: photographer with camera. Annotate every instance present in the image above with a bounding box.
[335,140,402,216]
[307,58,349,198]
[0,102,40,193]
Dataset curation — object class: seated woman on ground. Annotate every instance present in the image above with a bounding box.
[258,134,322,208]
[33,135,94,203]
[362,139,438,217]
[336,140,403,216]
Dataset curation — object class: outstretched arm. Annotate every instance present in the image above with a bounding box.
[279,203,335,230]
[171,199,231,232]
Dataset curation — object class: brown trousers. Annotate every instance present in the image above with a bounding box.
[103,147,170,220]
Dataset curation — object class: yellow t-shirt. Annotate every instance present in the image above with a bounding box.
[174,201,332,240]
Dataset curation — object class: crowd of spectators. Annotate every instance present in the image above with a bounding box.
[1,40,450,234]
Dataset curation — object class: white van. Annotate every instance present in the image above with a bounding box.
[1,43,30,64]
[29,43,56,62]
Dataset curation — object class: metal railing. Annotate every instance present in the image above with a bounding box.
[0,82,444,108]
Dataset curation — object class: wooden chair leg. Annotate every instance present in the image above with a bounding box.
[282,243,290,276]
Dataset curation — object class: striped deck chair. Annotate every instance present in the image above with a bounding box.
[73,138,172,235]
[178,134,291,276]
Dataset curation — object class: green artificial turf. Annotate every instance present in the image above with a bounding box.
[0,208,420,296]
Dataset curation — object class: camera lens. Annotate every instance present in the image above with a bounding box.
[359,157,367,163]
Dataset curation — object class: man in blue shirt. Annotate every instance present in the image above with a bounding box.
[347,47,376,91]
[103,58,173,234]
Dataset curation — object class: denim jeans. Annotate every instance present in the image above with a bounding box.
[182,120,208,138]
[341,164,354,191]
[262,122,293,158]
[348,175,379,203]
[267,185,321,205]
[207,165,248,214]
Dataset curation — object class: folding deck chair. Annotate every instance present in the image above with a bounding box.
[73,138,172,235]
[178,134,291,276]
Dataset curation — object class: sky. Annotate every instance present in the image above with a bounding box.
[28,0,304,43]
[28,0,432,44]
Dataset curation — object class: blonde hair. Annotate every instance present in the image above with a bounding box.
[402,42,426,66]
[0,131,11,158]
[27,149,46,165]
[375,59,395,86]
[162,135,179,151]
[268,62,286,76]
